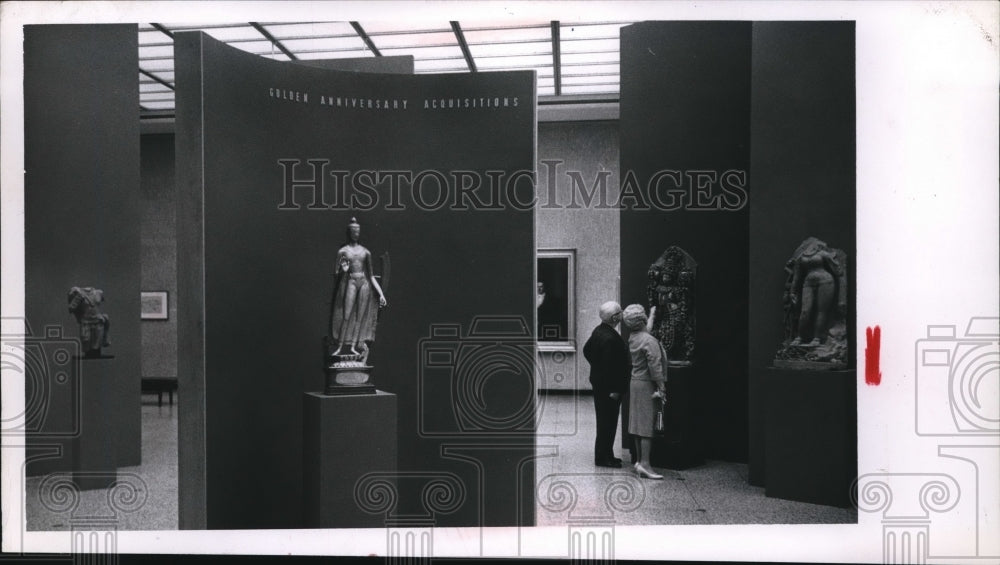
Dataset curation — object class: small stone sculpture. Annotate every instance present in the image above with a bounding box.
[324,217,388,394]
[774,237,848,369]
[646,246,696,366]
[67,286,111,358]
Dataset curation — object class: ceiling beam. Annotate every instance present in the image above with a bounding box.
[551,21,562,96]
[150,23,174,40]
[349,22,382,56]
[451,21,477,72]
[139,68,174,90]
[250,22,298,60]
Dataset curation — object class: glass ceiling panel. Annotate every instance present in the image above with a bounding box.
[561,83,619,94]
[234,40,295,55]
[560,63,620,77]
[413,59,470,73]
[561,38,619,54]
[468,40,551,58]
[560,22,631,41]
[381,45,464,60]
[259,22,356,39]
[139,30,170,45]
[140,82,172,92]
[562,75,620,85]
[176,26,262,43]
[140,91,175,101]
[296,49,375,60]
[139,44,175,60]
[462,24,551,43]
[477,53,553,69]
[140,71,175,83]
[281,36,368,53]
[140,59,173,72]
[360,22,451,34]
[561,51,619,65]
[369,32,457,50]
[137,20,626,115]
[141,100,176,110]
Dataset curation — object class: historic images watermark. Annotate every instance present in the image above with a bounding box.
[275,159,748,213]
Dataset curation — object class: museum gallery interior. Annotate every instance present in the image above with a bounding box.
[19,20,856,531]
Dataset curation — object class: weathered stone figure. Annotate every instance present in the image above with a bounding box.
[68,286,111,357]
[775,237,848,369]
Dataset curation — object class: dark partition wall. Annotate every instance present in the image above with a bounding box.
[619,22,752,461]
[175,33,536,529]
[24,24,141,474]
[747,21,856,486]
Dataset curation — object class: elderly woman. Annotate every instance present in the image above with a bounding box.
[622,303,667,480]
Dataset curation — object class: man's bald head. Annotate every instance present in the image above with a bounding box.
[599,301,623,325]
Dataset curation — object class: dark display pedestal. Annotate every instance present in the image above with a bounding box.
[651,365,703,470]
[303,390,397,528]
[110,358,141,468]
[73,357,118,490]
[764,367,856,508]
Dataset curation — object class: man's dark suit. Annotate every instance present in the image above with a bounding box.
[582,323,631,464]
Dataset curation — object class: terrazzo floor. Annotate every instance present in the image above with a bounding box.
[23,391,855,531]
[25,395,179,531]
[534,392,857,526]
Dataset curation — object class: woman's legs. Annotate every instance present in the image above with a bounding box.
[633,435,662,479]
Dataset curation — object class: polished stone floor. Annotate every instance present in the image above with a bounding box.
[534,392,857,526]
[24,391,855,531]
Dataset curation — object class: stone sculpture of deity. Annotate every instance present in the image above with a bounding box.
[324,217,388,394]
[67,286,111,358]
[774,236,849,369]
[646,246,697,366]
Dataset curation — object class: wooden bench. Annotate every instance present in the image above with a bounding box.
[141,377,178,406]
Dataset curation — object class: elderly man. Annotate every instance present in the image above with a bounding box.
[582,301,631,468]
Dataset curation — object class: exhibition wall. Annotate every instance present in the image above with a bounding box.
[747,21,856,486]
[140,134,179,380]
[536,121,621,391]
[23,24,142,474]
[619,21,753,462]
[175,33,536,529]
[619,21,856,470]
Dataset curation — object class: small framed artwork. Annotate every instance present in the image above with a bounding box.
[537,249,576,351]
[141,291,169,320]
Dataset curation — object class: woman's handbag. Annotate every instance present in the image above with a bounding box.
[654,396,666,434]
[654,342,668,434]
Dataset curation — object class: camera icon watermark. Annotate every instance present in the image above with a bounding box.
[914,317,999,436]
[417,315,567,437]
[1,318,81,439]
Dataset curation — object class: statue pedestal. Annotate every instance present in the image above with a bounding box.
[324,365,376,396]
[73,356,118,490]
[303,390,397,528]
[764,367,856,507]
[650,364,703,470]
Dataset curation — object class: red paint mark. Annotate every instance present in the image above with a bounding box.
[865,325,882,386]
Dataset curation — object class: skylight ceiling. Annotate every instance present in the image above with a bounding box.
[138,20,633,113]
